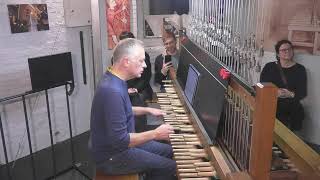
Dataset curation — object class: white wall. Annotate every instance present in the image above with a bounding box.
[295,54,320,144]
[0,0,94,163]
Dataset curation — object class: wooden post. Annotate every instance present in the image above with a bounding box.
[249,83,277,180]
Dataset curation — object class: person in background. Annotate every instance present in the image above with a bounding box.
[119,31,154,102]
[118,31,153,132]
[154,30,179,89]
[90,38,176,180]
[260,39,307,131]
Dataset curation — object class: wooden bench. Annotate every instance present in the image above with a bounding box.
[95,170,139,180]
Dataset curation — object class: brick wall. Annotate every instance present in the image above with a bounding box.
[0,0,94,163]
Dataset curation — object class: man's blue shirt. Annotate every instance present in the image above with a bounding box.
[90,72,134,163]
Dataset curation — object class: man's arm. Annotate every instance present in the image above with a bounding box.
[129,124,174,147]
[132,106,165,116]
[154,55,166,85]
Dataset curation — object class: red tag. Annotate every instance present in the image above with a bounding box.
[219,68,230,80]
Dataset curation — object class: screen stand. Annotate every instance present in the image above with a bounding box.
[67,82,75,96]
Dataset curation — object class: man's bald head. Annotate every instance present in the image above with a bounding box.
[113,38,145,64]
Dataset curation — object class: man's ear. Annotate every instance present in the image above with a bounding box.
[122,56,130,68]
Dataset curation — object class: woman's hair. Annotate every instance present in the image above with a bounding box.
[119,31,135,40]
[275,39,293,60]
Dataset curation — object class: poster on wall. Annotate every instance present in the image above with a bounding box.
[106,0,130,49]
[261,0,320,55]
[7,4,49,34]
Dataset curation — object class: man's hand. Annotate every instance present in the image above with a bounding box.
[153,124,174,141]
[278,88,294,98]
[161,62,173,76]
[129,124,174,147]
[128,88,138,94]
[148,107,166,117]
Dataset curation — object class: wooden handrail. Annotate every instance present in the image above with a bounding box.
[273,120,320,180]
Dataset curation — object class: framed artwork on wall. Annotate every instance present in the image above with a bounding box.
[106,0,131,49]
[7,4,49,34]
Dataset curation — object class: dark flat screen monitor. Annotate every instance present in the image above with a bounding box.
[193,72,226,143]
[28,52,74,92]
[184,64,200,105]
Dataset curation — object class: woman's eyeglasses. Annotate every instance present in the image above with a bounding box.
[279,47,292,53]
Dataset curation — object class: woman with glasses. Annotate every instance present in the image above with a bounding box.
[260,39,307,131]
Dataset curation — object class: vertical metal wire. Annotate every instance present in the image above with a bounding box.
[0,114,12,180]
[65,85,75,165]
[219,87,254,170]
[22,95,37,180]
[45,90,57,178]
